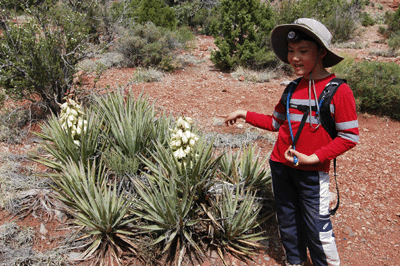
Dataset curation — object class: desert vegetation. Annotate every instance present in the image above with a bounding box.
[1,0,400,265]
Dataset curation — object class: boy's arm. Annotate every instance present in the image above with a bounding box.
[314,85,359,162]
[245,101,286,132]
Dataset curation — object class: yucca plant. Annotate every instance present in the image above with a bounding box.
[33,110,108,172]
[130,171,204,266]
[52,159,138,266]
[140,137,223,202]
[209,184,270,265]
[92,89,174,170]
[219,144,271,191]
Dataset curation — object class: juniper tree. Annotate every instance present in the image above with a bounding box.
[210,0,275,70]
[132,0,177,30]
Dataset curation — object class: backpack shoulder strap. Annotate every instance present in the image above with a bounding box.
[317,78,347,140]
[281,77,303,109]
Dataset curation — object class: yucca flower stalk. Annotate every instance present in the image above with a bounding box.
[140,138,222,203]
[32,110,108,172]
[170,116,199,167]
[58,95,88,146]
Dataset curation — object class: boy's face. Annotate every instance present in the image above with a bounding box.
[287,40,325,78]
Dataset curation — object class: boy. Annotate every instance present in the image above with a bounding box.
[223,18,359,266]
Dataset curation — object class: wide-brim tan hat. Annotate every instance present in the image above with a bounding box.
[271,18,344,68]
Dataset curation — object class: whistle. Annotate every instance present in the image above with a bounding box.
[294,155,299,166]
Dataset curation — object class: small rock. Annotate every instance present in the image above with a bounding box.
[343,225,355,237]
[55,210,68,223]
[239,75,245,81]
[68,252,83,262]
[209,250,219,259]
[39,223,48,235]
[383,170,389,174]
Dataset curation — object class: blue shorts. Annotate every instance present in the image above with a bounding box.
[269,160,340,266]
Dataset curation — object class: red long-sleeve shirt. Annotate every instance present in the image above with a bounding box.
[246,74,359,173]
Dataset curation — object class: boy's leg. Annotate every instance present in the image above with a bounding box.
[269,160,307,265]
[296,170,340,266]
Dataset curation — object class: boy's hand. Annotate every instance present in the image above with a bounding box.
[220,110,247,126]
[284,146,321,165]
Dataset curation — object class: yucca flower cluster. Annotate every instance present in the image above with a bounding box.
[59,98,87,146]
[170,116,199,160]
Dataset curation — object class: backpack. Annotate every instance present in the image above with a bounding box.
[281,77,346,140]
[280,77,347,215]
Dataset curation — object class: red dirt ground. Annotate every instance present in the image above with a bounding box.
[1,1,400,265]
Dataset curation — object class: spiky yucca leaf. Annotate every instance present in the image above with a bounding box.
[220,144,271,190]
[210,184,269,262]
[92,89,174,163]
[52,159,138,265]
[238,144,271,189]
[130,171,205,260]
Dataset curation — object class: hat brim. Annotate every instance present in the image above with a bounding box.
[271,24,344,68]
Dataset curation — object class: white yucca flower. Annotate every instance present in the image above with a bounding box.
[189,138,196,148]
[184,117,194,124]
[58,97,87,145]
[170,116,199,161]
[173,147,186,159]
[181,132,189,144]
[183,146,191,155]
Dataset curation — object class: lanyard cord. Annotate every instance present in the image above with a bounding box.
[309,74,321,129]
[286,88,299,166]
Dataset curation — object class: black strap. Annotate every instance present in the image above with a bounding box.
[330,158,340,216]
[292,109,309,148]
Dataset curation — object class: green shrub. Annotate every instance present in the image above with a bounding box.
[379,8,400,40]
[274,0,363,43]
[333,60,400,120]
[361,12,375,27]
[385,7,400,35]
[129,0,177,30]
[0,108,29,144]
[388,32,400,52]
[115,23,193,70]
[132,67,165,83]
[0,1,99,114]
[274,0,309,25]
[210,0,276,70]
[173,0,219,33]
